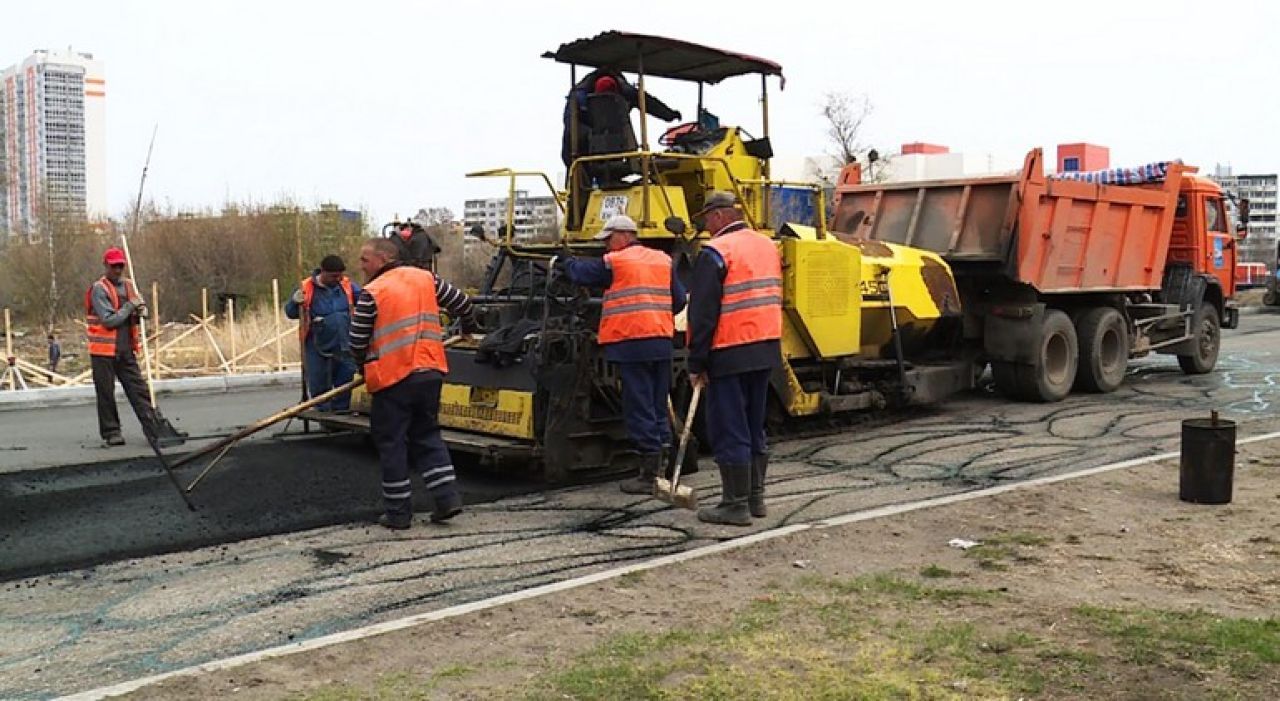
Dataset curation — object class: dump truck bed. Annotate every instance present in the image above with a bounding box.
[832,149,1188,294]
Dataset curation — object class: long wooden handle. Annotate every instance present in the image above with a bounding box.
[175,377,364,474]
[669,384,702,488]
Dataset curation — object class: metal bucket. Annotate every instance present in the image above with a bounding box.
[1179,415,1236,505]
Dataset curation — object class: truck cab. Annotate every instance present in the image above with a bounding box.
[1168,176,1238,320]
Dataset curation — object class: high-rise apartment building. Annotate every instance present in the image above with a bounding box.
[463,191,559,242]
[1,48,106,241]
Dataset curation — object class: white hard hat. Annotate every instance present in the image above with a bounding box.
[594,214,639,240]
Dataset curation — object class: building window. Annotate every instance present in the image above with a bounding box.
[1062,157,1080,172]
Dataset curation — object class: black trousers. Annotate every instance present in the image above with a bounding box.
[617,359,673,454]
[370,371,458,517]
[705,368,771,466]
[92,353,158,441]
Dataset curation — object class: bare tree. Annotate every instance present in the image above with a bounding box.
[816,92,891,184]
[412,207,455,227]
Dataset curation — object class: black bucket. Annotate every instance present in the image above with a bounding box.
[1179,416,1236,504]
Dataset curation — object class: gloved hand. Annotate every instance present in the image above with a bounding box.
[291,288,305,305]
[552,255,571,275]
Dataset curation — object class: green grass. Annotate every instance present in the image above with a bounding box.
[1074,605,1280,676]
[920,563,955,578]
[962,530,1052,570]
[521,575,1020,701]
[800,572,996,602]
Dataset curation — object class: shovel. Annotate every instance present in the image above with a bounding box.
[121,129,186,448]
[654,384,701,510]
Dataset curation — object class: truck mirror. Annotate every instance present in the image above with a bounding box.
[1236,222,1248,238]
[663,216,688,236]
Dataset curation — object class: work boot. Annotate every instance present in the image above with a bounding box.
[697,463,752,526]
[430,490,464,523]
[104,433,126,447]
[619,453,662,495]
[377,512,413,530]
[749,453,768,518]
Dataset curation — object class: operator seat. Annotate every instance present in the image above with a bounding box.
[585,93,640,187]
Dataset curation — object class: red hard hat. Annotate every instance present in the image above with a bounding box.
[593,75,619,94]
[103,247,127,265]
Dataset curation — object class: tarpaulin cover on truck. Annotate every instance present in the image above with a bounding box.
[1050,160,1183,185]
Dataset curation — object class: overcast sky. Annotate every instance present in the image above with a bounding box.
[4,0,1277,225]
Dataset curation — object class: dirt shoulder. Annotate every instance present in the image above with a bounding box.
[125,440,1280,700]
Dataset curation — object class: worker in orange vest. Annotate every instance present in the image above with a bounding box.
[555,215,687,494]
[686,192,784,526]
[349,238,477,530]
[285,255,361,412]
[86,247,165,447]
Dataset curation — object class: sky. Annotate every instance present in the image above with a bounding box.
[4,0,1277,226]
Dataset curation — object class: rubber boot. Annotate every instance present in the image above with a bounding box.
[697,463,752,526]
[430,491,463,523]
[749,453,768,518]
[619,452,661,495]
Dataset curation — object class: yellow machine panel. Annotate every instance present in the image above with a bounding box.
[781,238,862,359]
[578,186,689,240]
[438,384,537,439]
[844,238,960,358]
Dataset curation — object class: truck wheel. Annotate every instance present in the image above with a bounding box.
[1177,302,1220,374]
[1074,307,1129,393]
[1265,288,1278,306]
[991,310,1078,402]
[1023,310,1078,402]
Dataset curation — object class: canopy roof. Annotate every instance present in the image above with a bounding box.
[542,31,783,85]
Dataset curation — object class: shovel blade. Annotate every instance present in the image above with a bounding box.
[153,413,189,448]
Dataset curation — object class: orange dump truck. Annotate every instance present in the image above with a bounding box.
[832,149,1241,401]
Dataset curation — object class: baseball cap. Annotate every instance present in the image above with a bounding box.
[693,190,738,218]
[593,214,639,240]
[103,247,127,265]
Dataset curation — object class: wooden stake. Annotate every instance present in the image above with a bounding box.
[226,297,237,374]
[201,288,210,370]
[151,281,160,332]
[272,278,284,371]
[4,308,14,391]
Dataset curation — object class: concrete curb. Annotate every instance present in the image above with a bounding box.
[0,371,299,412]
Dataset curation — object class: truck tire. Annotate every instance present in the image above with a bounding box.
[1177,302,1220,375]
[1074,307,1129,393]
[1265,288,1278,306]
[991,310,1078,402]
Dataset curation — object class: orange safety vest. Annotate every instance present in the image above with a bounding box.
[703,226,783,350]
[298,275,356,343]
[85,277,141,357]
[362,266,447,393]
[599,245,674,345]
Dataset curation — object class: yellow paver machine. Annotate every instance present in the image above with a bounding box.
[316,31,975,481]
